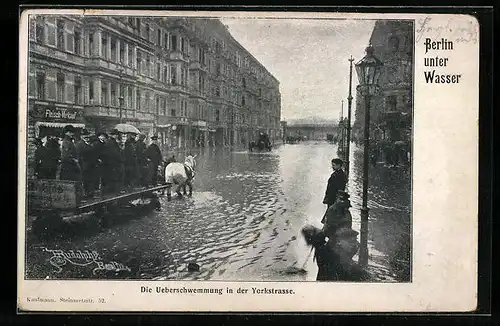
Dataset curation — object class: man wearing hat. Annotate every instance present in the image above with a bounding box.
[43,135,61,179]
[60,125,81,181]
[75,129,94,198]
[33,138,47,179]
[92,131,108,195]
[322,158,347,208]
[135,134,148,187]
[145,135,163,186]
[102,128,123,194]
[123,132,138,189]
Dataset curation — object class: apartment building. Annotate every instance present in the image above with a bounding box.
[27,15,281,157]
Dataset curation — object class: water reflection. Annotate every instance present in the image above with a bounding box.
[26,142,411,282]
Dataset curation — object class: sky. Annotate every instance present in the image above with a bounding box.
[221,18,375,122]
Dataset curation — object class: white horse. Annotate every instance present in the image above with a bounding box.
[164,155,197,201]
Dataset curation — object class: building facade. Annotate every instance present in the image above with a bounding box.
[27,15,281,158]
[352,20,413,164]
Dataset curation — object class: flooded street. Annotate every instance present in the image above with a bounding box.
[26,142,411,282]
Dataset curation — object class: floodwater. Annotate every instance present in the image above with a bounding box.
[25,142,411,282]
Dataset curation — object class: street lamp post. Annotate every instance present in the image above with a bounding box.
[345,55,355,178]
[354,44,383,267]
[118,68,124,123]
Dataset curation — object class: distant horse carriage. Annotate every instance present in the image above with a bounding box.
[249,133,272,152]
[285,135,302,144]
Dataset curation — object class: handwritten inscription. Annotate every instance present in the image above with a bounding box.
[416,16,478,44]
[44,248,131,274]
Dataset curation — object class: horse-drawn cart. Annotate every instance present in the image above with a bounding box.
[249,133,272,152]
[27,179,168,233]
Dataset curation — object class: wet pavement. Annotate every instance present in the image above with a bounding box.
[25,141,411,282]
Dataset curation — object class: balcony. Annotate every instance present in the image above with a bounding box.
[169,51,188,61]
[84,105,154,121]
[85,105,121,119]
[157,116,189,126]
[189,61,208,72]
[85,58,136,77]
[30,42,85,66]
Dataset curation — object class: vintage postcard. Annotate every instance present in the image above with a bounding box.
[17,9,479,312]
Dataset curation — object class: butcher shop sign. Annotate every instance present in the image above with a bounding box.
[32,106,83,122]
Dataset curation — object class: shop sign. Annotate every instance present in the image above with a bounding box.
[193,120,207,127]
[32,106,83,121]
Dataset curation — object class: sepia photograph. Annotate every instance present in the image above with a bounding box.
[18,10,479,312]
[23,13,413,283]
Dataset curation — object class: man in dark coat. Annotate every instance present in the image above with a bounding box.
[33,138,48,179]
[60,125,81,181]
[322,158,347,224]
[43,136,61,179]
[123,133,138,189]
[145,135,163,186]
[92,132,108,195]
[323,158,347,208]
[102,129,123,194]
[135,134,148,187]
[75,129,94,197]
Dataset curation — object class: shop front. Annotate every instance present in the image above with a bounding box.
[27,105,86,178]
[191,120,208,148]
[30,105,86,140]
[157,117,189,151]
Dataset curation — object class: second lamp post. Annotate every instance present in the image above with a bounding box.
[354,44,383,267]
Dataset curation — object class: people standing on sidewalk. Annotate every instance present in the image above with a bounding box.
[135,133,148,187]
[145,135,163,186]
[123,133,138,189]
[60,125,81,181]
[75,129,94,198]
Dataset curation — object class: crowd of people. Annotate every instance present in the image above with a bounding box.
[32,125,168,198]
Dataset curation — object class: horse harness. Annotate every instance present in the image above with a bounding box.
[184,164,195,180]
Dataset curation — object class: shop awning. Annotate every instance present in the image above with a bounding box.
[157,124,172,128]
[35,122,86,129]
[208,129,217,132]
